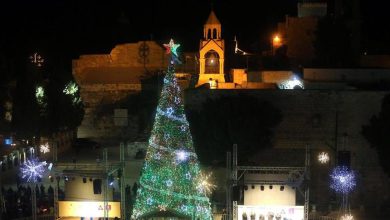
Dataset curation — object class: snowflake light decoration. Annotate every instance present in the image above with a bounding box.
[40,143,50,154]
[318,152,329,164]
[20,157,47,183]
[197,172,216,195]
[330,166,356,194]
[166,107,174,116]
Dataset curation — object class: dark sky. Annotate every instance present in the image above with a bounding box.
[0,0,388,71]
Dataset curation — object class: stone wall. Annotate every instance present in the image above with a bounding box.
[73,41,169,140]
[72,41,168,85]
[184,89,390,210]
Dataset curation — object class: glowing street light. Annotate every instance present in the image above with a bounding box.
[273,35,281,46]
[272,34,282,55]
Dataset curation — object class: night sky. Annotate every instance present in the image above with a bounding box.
[0,0,388,71]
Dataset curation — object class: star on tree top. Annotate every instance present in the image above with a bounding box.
[163,39,180,57]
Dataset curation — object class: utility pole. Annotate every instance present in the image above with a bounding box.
[0,167,3,220]
[104,148,108,219]
[304,145,310,220]
[120,142,126,220]
[53,142,59,220]
[32,183,37,220]
[226,151,232,220]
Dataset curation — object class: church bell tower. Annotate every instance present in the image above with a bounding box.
[197,10,225,86]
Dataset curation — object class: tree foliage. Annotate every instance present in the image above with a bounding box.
[94,71,164,139]
[362,94,390,177]
[11,63,84,139]
[186,94,282,165]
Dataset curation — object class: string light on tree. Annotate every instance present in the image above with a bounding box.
[20,157,47,183]
[131,39,212,220]
[175,150,189,162]
[318,152,329,164]
[158,205,167,211]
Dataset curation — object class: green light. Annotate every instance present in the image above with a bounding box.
[132,42,212,219]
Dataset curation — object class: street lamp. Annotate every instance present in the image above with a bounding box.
[272,34,282,55]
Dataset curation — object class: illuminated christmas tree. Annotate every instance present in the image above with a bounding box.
[131,39,213,219]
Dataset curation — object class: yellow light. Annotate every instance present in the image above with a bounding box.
[197,172,216,195]
[273,35,281,44]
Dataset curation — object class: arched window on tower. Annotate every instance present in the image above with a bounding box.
[213,29,217,39]
[205,50,220,74]
[207,29,211,39]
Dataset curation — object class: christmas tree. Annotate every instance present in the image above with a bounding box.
[131,39,213,220]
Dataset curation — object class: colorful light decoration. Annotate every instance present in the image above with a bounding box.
[278,76,304,89]
[330,166,356,194]
[131,39,212,220]
[20,157,47,183]
[163,39,180,57]
[318,152,330,164]
[40,143,50,154]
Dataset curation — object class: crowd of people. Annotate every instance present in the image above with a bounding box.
[1,184,64,219]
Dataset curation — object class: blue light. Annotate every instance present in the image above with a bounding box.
[330,166,356,194]
[4,138,12,145]
[20,157,47,183]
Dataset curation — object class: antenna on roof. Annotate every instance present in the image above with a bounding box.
[234,36,250,55]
